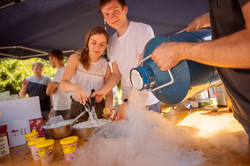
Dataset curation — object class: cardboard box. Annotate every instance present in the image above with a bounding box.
[0,97,44,148]
[0,133,10,157]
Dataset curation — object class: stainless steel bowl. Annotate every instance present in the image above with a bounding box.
[73,119,111,140]
[92,120,127,139]
[44,124,73,139]
[73,127,96,140]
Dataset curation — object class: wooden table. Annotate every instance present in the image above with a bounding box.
[0,138,86,166]
[1,106,250,166]
[163,105,250,166]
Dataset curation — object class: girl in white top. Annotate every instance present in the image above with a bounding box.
[60,26,113,120]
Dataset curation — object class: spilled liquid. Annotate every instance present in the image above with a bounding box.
[86,107,100,127]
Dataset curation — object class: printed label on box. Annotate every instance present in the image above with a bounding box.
[0,133,10,157]
[29,117,44,137]
[0,125,8,144]
[7,120,30,148]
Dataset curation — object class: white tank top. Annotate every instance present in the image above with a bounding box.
[71,53,108,101]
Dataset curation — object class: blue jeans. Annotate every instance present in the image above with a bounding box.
[242,126,250,142]
[41,111,50,121]
[148,102,161,113]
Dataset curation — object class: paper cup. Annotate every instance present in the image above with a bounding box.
[28,137,45,160]
[24,129,38,143]
[60,136,78,161]
[36,139,54,165]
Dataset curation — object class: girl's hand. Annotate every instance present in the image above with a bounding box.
[91,90,105,103]
[102,107,113,119]
[74,89,87,105]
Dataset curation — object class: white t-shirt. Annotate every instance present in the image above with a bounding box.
[108,21,159,106]
[52,66,72,111]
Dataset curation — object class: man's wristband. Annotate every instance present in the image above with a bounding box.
[123,98,128,103]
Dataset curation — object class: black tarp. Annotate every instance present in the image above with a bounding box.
[0,0,208,59]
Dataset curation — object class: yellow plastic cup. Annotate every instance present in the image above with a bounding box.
[24,129,38,143]
[60,136,78,161]
[36,139,55,165]
[27,137,46,161]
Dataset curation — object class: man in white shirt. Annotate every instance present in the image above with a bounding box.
[46,50,71,119]
[93,0,160,121]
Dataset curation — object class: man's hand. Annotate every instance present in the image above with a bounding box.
[19,78,29,98]
[151,42,186,71]
[112,102,127,121]
[186,13,210,32]
[49,108,55,118]
[151,13,210,71]
[21,78,29,87]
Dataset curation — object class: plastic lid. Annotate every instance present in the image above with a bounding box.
[130,69,143,90]
[27,137,45,146]
[60,136,78,145]
[36,139,54,149]
[24,130,38,138]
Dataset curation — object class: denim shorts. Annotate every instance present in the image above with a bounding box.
[148,102,161,113]
[242,126,250,142]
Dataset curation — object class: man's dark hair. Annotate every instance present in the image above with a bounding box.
[48,50,64,61]
[99,0,127,14]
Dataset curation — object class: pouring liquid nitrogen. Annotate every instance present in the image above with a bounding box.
[130,29,221,105]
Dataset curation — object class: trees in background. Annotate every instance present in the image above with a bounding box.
[0,58,56,95]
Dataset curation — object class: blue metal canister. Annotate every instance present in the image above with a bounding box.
[130,29,221,105]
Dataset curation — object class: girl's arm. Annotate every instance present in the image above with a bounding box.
[60,53,87,105]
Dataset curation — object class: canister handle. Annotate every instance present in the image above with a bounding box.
[138,54,151,66]
[139,55,175,92]
[150,69,174,92]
